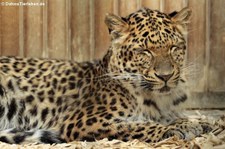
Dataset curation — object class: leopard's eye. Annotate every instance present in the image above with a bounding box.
[135,48,152,57]
[135,49,153,68]
[170,46,185,64]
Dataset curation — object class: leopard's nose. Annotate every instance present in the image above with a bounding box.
[155,73,173,82]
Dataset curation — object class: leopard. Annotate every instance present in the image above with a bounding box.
[0,7,218,144]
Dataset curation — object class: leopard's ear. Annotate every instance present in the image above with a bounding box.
[105,13,129,43]
[170,7,192,33]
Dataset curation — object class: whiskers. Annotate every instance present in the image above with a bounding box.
[106,73,143,81]
[85,72,144,83]
[139,81,154,91]
[182,59,202,81]
[91,72,157,91]
[180,56,205,89]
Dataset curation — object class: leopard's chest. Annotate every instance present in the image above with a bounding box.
[121,82,188,124]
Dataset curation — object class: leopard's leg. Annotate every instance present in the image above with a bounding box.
[60,118,201,143]
[62,119,217,143]
[162,118,214,141]
[60,120,174,143]
[110,122,178,143]
[111,120,215,142]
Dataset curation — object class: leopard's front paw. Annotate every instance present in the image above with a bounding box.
[162,121,214,141]
[199,122,213,133]
[161,128,185,140]
[161,127,200,141]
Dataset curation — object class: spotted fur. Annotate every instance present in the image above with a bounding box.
[0,7,214,144]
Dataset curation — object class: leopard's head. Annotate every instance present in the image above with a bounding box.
[105,7,191,95]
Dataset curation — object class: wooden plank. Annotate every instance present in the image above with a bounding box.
[0,5,2,55]
[118,0,139,17]
[164,0,186,13]
[187,0,206,92]
[141,0,161,10]
[42,0,48,58]
[48,0,67,59]
[71,0,91,62]
[204,0,210,92]
[94,0,114,59]
[0,0,20,56]
[89,0,95,60]
[113,0,119,15]
[19,1,24,57]
[65,0,71,60]
[23,0,43,58]
[209,0,225,91]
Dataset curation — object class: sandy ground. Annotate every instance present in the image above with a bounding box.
[0,110,224,149]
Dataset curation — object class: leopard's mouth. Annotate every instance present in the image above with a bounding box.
[140,83,172,94]
[159,85,171,93]
[139,77,178,93]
